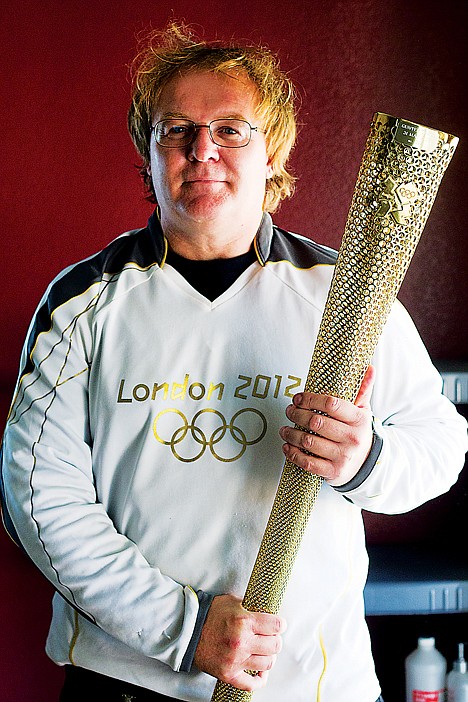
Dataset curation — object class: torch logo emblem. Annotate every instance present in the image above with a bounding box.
[375,175,419,225]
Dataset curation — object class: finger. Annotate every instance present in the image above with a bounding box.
[279,425,339,460]
[354,365,376,408]
[284,406,350,442]
[249,633,283,657]
[250,611,286,635]
[232,669,270,691]
[282,443,335,479]
[245,653,277,672]
[291,391,363,424]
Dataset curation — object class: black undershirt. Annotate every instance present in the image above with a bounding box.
[165,247,257,301]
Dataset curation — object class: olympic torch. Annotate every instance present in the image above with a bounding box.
[210,113,458,701]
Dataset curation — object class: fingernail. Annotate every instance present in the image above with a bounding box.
[294,393,303,405]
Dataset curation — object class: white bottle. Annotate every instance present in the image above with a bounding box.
[405,637,447,702]
[447,643,468,702]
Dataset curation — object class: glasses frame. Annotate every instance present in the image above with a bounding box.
[151,118,263,149]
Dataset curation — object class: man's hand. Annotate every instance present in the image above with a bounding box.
[279,365,376,487]
[193,594,286,691]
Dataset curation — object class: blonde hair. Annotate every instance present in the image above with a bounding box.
[128,23,297,212]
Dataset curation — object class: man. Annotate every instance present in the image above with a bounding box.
[1,23,466,702]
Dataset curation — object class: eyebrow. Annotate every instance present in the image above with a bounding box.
[156,112,250,122]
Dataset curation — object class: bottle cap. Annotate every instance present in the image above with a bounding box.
[453,643,467,674]
[418,637,435,648]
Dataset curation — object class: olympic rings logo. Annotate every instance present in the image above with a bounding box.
[397,186,418,201]
[153,407,267,463]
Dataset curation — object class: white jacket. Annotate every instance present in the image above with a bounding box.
[1,213,466,702]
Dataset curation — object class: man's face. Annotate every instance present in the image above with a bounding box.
[148,70,273,238]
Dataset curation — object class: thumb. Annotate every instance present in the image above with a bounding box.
[354,365,376,409]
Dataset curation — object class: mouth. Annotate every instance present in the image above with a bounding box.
[184,178,224,183]
[182,169,226,184]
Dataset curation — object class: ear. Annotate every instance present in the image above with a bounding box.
[266,158,274,180]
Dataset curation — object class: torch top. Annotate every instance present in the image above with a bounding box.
[373,112,459,153]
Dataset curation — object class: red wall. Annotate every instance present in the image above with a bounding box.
[1,1,467,699]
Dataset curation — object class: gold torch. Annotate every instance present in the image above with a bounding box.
[210,113,458,701]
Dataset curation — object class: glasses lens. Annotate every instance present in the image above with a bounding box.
[155,120,195,146]
[209,119,251,147]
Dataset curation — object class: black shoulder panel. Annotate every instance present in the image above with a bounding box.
[20,218,164,384]
[269,226,337,268]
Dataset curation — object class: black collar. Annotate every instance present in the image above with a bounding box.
[146,210,274,268]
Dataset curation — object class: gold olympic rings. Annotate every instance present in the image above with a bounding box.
[153,407,267,463]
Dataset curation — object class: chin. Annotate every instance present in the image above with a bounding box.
[180,196,233,223]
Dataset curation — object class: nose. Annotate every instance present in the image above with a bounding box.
[187,126,220,162]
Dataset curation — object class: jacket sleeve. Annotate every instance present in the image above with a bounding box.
[339,300,467,513]
[0,272,199,673]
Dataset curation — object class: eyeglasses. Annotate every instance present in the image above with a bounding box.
[151,118,263,148]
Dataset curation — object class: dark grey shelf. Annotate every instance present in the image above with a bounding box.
[364,545,468,615]
[436,361,468,404]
